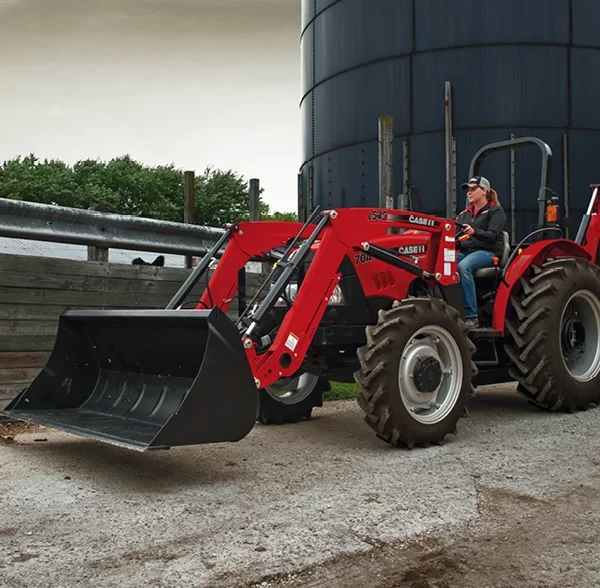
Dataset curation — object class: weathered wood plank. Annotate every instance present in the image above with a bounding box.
[0,254,266,283]
[0,287,188,307]
[0,288,250,311]
[0,367,41,384]
[0,275,262,300]
[0,337,57,352]
[0,321,58,338]
[0,352,50,369]
[1,385,31,409]
[0,366,40,407]
[0,254,193,281]
[0,270,208,295]
[1,390,20,402]
[0,304,87,321]
[0,252,264,355]
[1,389,28,410]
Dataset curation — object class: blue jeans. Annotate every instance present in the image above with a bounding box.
[456,250,495,319]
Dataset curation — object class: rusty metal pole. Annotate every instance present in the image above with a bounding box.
[184,170,196,268]
[444,81,456,219]
[563,134,570,239]
[510,134,517,238]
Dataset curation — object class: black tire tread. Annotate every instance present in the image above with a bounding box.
[257,377,329,425]
[505,257,600,412]
[354,297,477,448]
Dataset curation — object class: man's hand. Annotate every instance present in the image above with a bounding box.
[462,224,475,237]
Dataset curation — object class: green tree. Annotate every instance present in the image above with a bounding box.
[259,203,297,222]
[0,154,297,227]
[194,166,252,227]
[0,155,79,206]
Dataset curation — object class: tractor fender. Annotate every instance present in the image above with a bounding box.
[492,239,592,332]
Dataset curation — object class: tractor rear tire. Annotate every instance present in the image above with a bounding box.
[354,298,477,448]
[257,374,329,425]
[505,257,600,411]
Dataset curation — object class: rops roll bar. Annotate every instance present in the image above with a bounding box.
[468,136,553,230]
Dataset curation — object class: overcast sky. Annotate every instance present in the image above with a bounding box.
[0,0,301,213]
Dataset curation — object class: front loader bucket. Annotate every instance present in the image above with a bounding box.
[3,307,259,451]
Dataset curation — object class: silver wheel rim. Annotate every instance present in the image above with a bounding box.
[398,325,463,424]
[560,290,600,382]
[266,373,319,405]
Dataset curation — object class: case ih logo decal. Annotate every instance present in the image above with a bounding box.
[398,244,427,255]
[367,210,440,228]
[408,215,437,227]
[354,245,426,265]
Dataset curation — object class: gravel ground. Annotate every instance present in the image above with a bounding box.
[1,383,600,588]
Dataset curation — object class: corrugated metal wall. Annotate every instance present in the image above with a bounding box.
[299,0,600,241]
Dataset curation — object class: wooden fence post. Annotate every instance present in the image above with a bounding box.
[184,171,196,269]
[87,203,109,262]
[378,115,394,210]
[249,178,260,221]
[247,178,267,275]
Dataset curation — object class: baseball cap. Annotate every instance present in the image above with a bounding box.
[461,176,490,190]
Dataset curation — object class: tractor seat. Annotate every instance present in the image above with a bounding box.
[473,232,511,279]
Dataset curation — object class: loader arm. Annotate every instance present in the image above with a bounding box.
[239,208,459,389]
[195,221,316,312]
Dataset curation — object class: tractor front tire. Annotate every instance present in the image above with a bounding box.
[258,374,328,425]
[505,257,600,412]
[354,298,477,448]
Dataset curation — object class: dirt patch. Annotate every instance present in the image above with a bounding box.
[0,421,42,445]
[242,483,600,588]
[395,551,465,588]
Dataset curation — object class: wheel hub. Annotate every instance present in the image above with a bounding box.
[265,373,319,405]
[398,325,463,424]
[561,316,585,357]
[413,357,442,393]
[559,290,600,382]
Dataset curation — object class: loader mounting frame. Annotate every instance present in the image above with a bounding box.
[173,207,464,390]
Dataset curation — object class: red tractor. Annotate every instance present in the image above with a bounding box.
[5,137,600,450]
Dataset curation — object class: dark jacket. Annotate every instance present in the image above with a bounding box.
[456,201,507,256]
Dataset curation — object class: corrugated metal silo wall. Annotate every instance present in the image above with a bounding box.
[299,0,600,242]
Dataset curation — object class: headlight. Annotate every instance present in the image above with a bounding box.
[328,284,344,304]
[274,283,345,306]
[274,283,298,306]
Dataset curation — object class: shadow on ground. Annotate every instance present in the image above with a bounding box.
[1,382,576,491]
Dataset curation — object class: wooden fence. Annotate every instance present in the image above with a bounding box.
[0,253,264,410]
